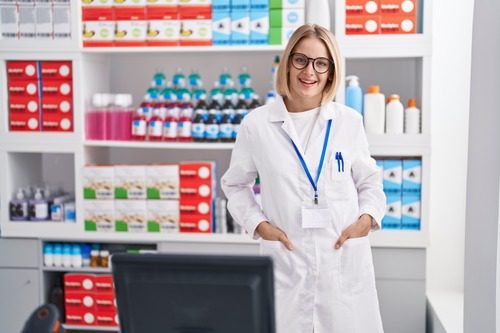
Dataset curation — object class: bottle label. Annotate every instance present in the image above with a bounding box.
[192,123,205,139]
[132,120,146,136]
[178,121,192,138]
[148,120,163,137]
[219,124,233,138]
[35,202,49,219]
[163,121,178,138]
[232,124,241,138]
[206,124,219,140]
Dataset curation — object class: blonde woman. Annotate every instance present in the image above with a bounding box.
[222,24,385,333]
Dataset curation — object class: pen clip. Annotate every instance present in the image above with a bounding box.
[335,152,340,172]
[339,152,344,172]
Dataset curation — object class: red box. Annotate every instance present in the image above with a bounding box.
[95,275,114,293]
[41,95,72,114]
[64,274,95,292]
[380,0,417,16]
[146,5,178,20]
[41,80,72,97]
[95,309,119,327]
[95,293,116,311]
[9,112,40,131]
[7,61,38,80]
[346,0,379,16]
[65,308,96,326]
[40,61,72,80]
[179,180,213,200]
[179,214,212,233]
[41,112,73,132]
[8,80,39,96]
[346,15,381,34]
[9,95,40,113]
[380,15,416,34]
[178,6,211,20]
[179,162,214,181]
[82,7,115,47]
[65,292,96,312]
[179,198,212,217]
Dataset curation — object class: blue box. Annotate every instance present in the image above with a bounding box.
[250,0,268,10]
[383,160,402,194]
[231,10,250,44]
[212,11,231,45]
[231,0,250,11]
[382,194,401,230]
[250,10,268,44]
[376,159,384,184]
[401,194,420,230]
[213,0,231,11]
[402,159,422,194]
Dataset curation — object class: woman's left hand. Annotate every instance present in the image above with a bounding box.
[334,214,373,249]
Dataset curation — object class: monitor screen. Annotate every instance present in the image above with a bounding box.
[112,253,275,333]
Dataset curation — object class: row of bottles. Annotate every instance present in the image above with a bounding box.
[345,75,421,135]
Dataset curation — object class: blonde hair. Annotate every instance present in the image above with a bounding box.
[275,24,342,104]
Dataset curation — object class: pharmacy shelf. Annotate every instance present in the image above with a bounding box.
[369,229,429,248]
[84,140,235,150]
[0,39,79,53]
[42,266,111,273]
[0,133,82,150]
[62,324,118,332]
[80,45,285,53]
[338,35,432,59]
[367,134,430,156]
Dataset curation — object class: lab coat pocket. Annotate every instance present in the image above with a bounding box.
[340,236,373,294]
[326,157,351,200]
[260,239,295,288]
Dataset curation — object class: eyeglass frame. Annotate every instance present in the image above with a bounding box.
[289,52,334,74]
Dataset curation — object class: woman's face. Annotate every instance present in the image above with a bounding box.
[288,37,332,104]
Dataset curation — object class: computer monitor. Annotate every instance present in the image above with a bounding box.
[111,253,275,333]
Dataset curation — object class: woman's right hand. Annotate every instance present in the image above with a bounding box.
[256,221,294,251]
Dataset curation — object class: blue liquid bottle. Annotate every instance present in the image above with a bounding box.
[345,75,363,116]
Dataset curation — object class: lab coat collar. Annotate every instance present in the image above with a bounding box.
[267,95,337,123]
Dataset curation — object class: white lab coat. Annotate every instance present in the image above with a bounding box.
[221,96,386,333]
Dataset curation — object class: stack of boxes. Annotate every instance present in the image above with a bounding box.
[64,273,119,327]
[179,162,216,233]
[269,0,304,45]
[0,0,71,40]
[380,159,421,230]
[7,60,73,132]
[345,0,417,35]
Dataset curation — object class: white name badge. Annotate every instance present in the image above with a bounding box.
[301,206,332,229]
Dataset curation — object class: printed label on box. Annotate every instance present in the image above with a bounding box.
[0,5,18,39]
[383,160,402,193]
[82,7,115,46]
[84,200,114,232]
[114,200,147,232]
[231,10,250,44]
[346,0,379,15]
[114,165,147,199]
[40,61,72,79]
[382,194,401,229]
[250,10,268,44]
[402,159,421,193]
[346,15,380,34]
[83,166,115,200]
[41,80,72,97]
[7,61,38,79]
[380,15,416,34]
[380,0,416,16]
[212,11,231,45]
[8,80,39,96]
[147,200,179,233]
[146,164,179,199]
[179,214,212,233]
[401,194,420,230]
[179,19,212,45]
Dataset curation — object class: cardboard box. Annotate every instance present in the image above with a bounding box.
[18,4,36,39]
[179,19,212,45]
[146,6,180,46]
[7,61,38,80]
[8,80,39,96]
[35,4,52,39]
[83,166,115,200]
[346,0,379,16]
[269,0,304,9]
[113,0,147,7]
[145,0,178,6]
[82,7,115,47]
[212,0,230,11]
[114,200,147,232]
[41,95,72,113]
[380,15,416,34]
[383,160,402,193]
[0,5,18,39]
[231,10,250,45]
[268,25,297,45]
[250,10,269,44]
[65,292,96,311]
[147,200,179,233]
[9,112,40,132]
[179,180,213,200]
[379,0,416,16]
[269,8,304,27]
[401,194,420,230]
[95,275,114,293]
[231,0,249,11]
[95,309,119,326]
[114,165,147,199]
[345,15,380,34]
[212,11,231,45]
[41,111,73,132]
[64,274,96,292]
[251,0,269,10]
[94,293,116,311]
[84,200,115,232]
[114,7,148,46]
[179,161,215,181]
[382,194,401,229]
[53,4,71,39]
[402,159,421,194]
[40,61,72,80]
[179,198,212,217]
[65,308,96,326]
[146,164,179,199]
[41,80,72,97]
[178,0,211,6]
[81,0,113,7]
[179,214,212,233]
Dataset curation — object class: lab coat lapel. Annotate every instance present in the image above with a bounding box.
[305,102,337,159]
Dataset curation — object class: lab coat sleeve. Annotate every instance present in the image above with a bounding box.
[351,117,386,230]
[221,119,268,239]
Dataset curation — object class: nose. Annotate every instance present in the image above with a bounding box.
[303,60,315,75]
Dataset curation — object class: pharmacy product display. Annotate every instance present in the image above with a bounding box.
[10,186,75,222]
[81,0,304,47]
[345,0,418,35]
[0,1,71,40]
[7,60,74,132]
[377,158,422,230]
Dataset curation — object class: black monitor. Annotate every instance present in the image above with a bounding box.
[111,253,275,333]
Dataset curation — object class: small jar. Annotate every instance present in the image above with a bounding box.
[100,250,110,268]
[90,250,99,268]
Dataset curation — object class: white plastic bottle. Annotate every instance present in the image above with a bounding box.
[345,75,363,115]
[385,94,404,134]
[306,0,331,30]
[363,85,385,134]
[404,98,421,134]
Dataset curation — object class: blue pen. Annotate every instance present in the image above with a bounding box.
[339,152,344,172]
[335,152,341,172]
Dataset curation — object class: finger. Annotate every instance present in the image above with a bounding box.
[278,233,294,251]
[335,232,349,250]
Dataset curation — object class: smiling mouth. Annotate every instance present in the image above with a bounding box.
[299,78,317,86]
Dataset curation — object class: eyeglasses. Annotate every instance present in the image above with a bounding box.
[289,53,333,74]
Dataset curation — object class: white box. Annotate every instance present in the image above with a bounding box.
[146,19,180,44]
[147,200,179,233]
[115,20,148,42]
[179,19,212,43]
[18,4,36,39]
[83,166,114,200]
[35,4,52,38]
[115,200,147,232]
[146,164,180,199]
[52,4,71,39]
[0,5,18,39]
[84,200,115,232]
[114,165,147,199]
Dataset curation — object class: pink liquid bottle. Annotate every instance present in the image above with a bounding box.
[131,107,147,141]
[148,103,164,141]
[177,98,193,142]
[114,94,133,141]
[163,102,178,141]
[86,94,105,140]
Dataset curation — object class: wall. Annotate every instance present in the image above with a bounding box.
[463,0,500,331]
[426,0,474,292]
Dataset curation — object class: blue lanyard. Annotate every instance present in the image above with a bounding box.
[290,119,332,205]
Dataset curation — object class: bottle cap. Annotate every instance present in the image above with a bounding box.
[388,94,400,101]
[368,85,380,93]
[407,98,417,107]
[115,94,132,107]
[346,75,359,86]
[92,94,106,108]
[102,94,114,107]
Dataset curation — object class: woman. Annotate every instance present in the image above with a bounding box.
[221,24,386,333]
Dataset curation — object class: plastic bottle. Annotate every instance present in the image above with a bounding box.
[161,82,177,102]
[131,108,147,141]
[53,243,62,267]
[219,110,234,142]
[82,244,91,267]
[404,98,421,134]
[62,243,72,267]
[172,68,186,90]
[271,55,280,92]
[28,188,49,221]
[113,94,134,141]
[386,94,404,134]
[205,109,220,142]
[177,97,193,142]
[163,102,179,141]
[345,75,363,115]
[147,104,164,141]
[151,71,166,90]
[265,91,276,104]
[71,244,83,268]
[43,243,54,267]
[86,94,105,140]
[192,109,206,142]
[64,202,76,222]
[100,250,110,268]
[10,188,29,221]
[306,0,331,30]
[219,68,232,89]
[188,70,202,90]
[363,85,385,135]
[238,67,252,88]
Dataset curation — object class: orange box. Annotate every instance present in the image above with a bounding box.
[40,61,72,80]
[179,214,212,233]
[346,0,379,16]
[8,80,39,96]
[179,198,212,217]
[95,275,114,293]
[95,309,119,327]
[65,308,96,326]
[179,161,215,181]
[380,15,416,34]
[179,180,213,200]
[379,0,417,16]
[82,7,115,47]
[178,5,211,20]
[346,15,381,35]
[64,274,96,292]
[7,61,38,80]
[9,112,40,131]
[65,292,96,312]
[40,80,72,97]
[94,293,116,311]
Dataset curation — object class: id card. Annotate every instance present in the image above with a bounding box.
[301,199,332,229]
